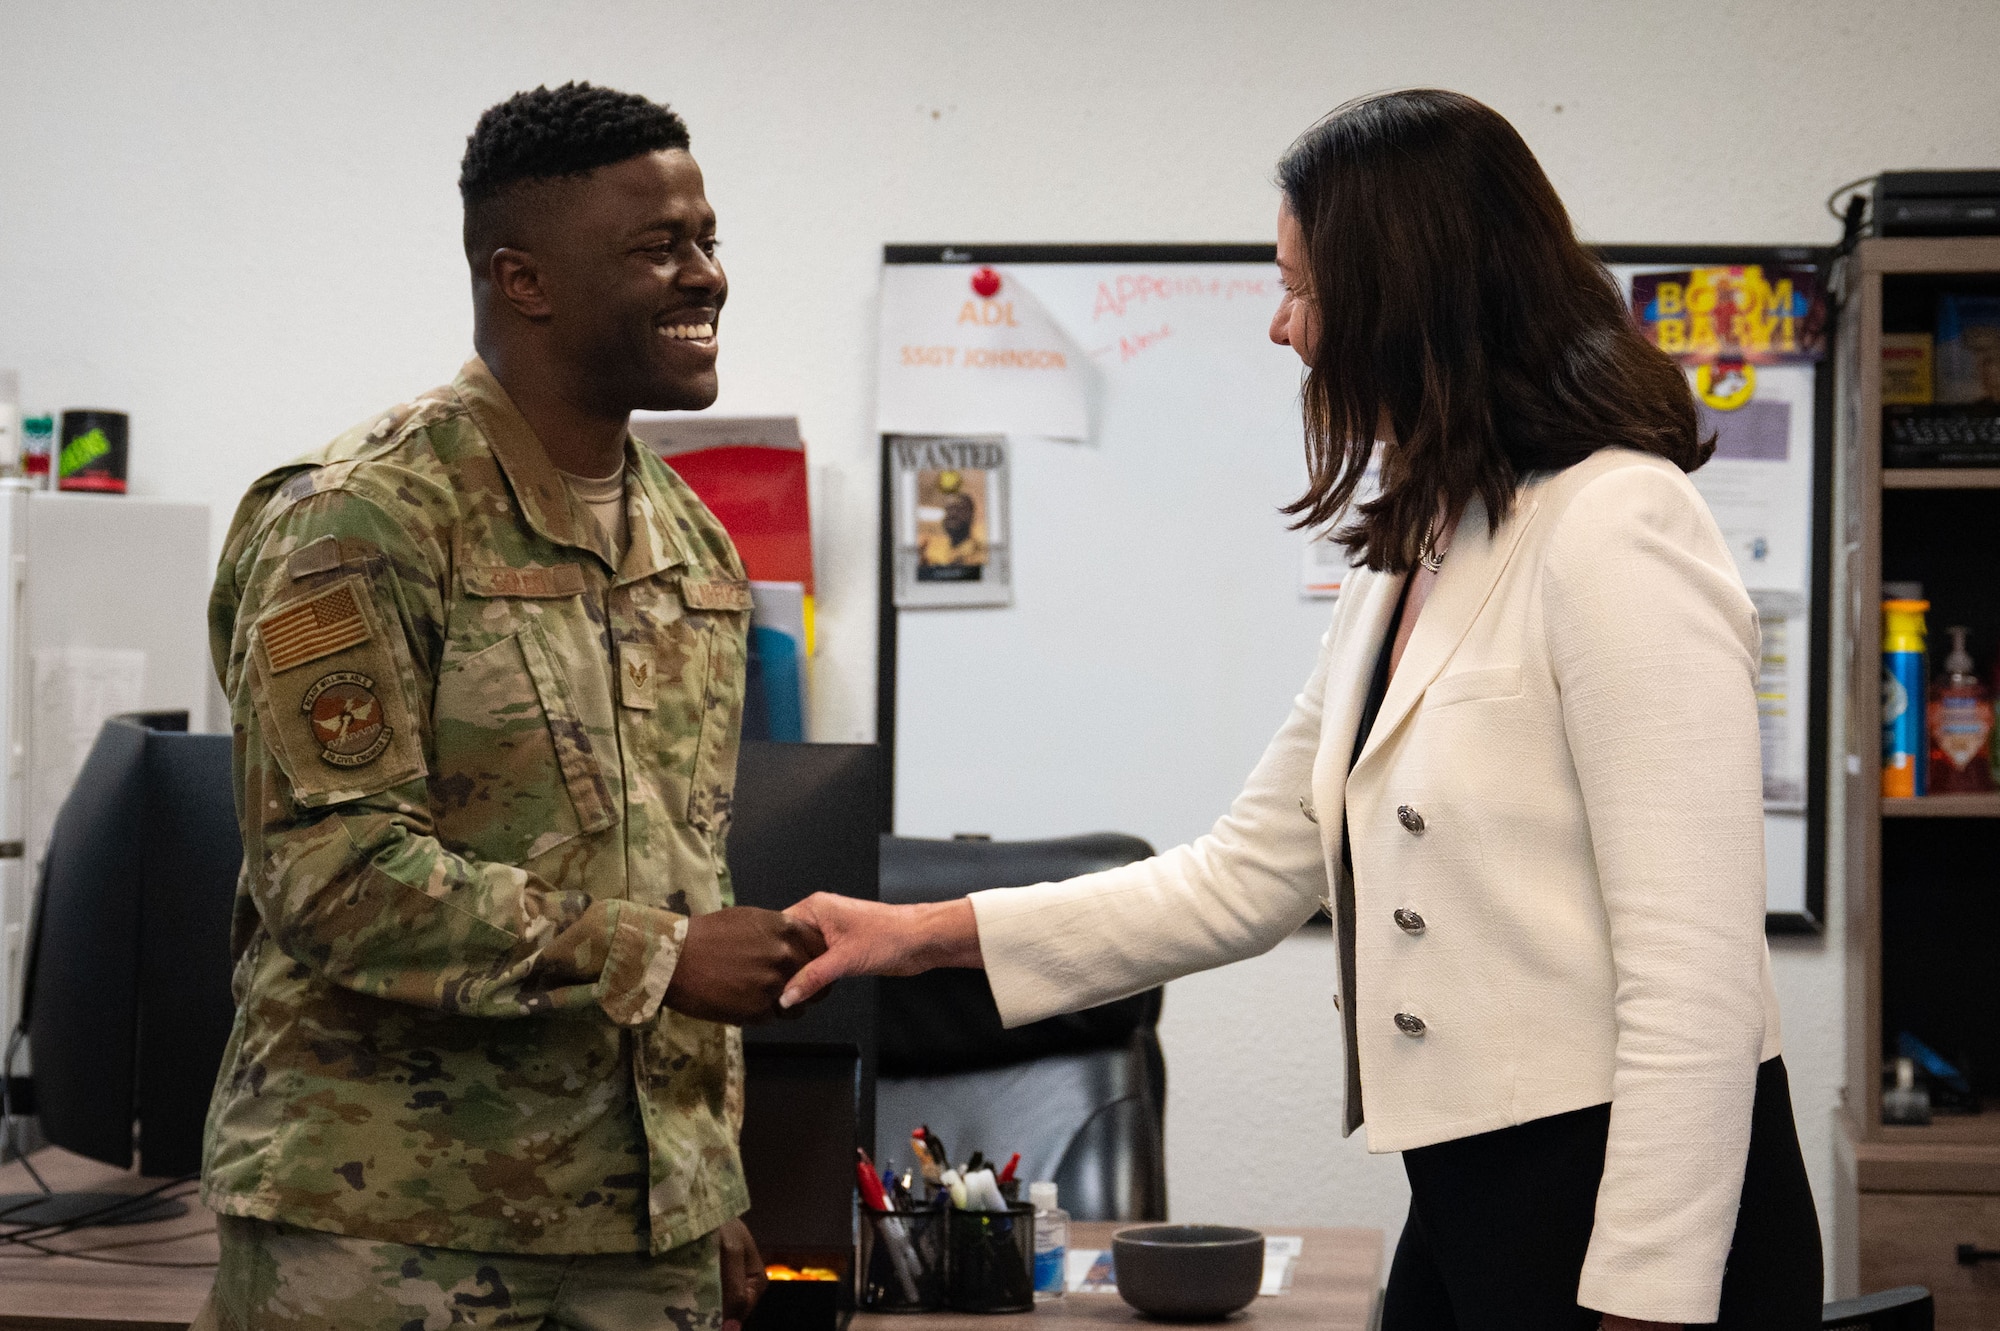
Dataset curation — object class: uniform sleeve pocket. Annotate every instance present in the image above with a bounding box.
[248,576,428,808]
[1423,664,1522,711]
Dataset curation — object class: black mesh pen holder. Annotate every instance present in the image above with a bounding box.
[858,1207,946,1312]
[946,1204,1036,1313]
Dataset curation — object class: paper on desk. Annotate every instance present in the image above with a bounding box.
[1261,1235,1302,1295]
[1066,1248,1118,1292]
[1063,1237,1302,1296]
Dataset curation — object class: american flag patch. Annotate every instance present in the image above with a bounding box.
[260,581,371,673]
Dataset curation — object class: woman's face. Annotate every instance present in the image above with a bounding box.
[1270,200,1318,365]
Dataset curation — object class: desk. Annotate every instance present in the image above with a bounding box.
[0,1155,1383,1331]
[0,1148,216,1331]
[851,1222,1383,1331]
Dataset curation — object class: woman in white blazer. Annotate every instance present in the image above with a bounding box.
[782,90,1821,1330]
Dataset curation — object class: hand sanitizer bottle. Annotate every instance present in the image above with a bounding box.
[1928,625,1993,792]
[1030,1181,1067,1301]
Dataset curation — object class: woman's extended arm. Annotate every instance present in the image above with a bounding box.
[780,606,1349,1015]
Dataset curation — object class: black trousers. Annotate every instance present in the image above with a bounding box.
[1382,1057,1822,1330]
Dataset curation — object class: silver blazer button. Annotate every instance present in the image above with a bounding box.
[1397,804,1426,834]
[1393,908,1426,934]
[1394,1011,1427,1037]
[1298,796,1318,824]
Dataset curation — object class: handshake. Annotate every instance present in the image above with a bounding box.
[658,895,983,1026]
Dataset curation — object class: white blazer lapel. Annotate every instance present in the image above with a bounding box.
[1358,487,1543,766]
[1313,565,1405,812]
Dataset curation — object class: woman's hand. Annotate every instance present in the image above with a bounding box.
[1599,1316,1681,1331]
[778,895,981,1008]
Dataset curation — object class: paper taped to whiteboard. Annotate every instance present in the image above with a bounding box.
[878,265,1092,440]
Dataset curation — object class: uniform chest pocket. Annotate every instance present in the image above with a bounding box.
[665,577,752,834]
[433,620,618,865]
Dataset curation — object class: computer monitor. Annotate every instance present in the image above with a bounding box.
[4,712,238,1223]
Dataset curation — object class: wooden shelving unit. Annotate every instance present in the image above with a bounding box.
[1838,235,2000,1328]
[1882,469,2000,490]
[1883,793,2000,818]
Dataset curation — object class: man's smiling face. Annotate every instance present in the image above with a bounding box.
[534,148,728,413]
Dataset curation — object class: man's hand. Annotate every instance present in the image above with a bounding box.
[663,907,825,1025]
[778,895,981,1009]
[718,1217,768,1330]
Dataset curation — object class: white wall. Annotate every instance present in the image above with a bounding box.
[8,0,2000,1295]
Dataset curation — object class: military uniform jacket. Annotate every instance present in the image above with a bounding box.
[201,358,756,1256]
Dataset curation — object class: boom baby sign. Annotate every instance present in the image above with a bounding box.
[878,263,1092,440]
[1628,265,1826,411]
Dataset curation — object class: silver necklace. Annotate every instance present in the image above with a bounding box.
[1418,515,1447,572]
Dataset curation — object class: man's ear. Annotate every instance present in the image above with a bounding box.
[489,248,554,321]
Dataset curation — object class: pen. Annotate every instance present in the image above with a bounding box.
[857,1150,921,1301]
[997,1152,1020,1185]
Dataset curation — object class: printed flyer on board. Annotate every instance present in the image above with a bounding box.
[890,434,1013,608]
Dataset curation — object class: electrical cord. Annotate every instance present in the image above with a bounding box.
[0,1025,51,1196]
[0,1230,217,1268]
[0,1176,200,1244]
[1826,173,1877,226]
[1819,173,1877,313]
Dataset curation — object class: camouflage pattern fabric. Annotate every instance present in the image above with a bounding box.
[201,358,754,1257]
[194,1214,721,1331]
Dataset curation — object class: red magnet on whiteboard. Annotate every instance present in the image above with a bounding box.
[970,266,1001,298]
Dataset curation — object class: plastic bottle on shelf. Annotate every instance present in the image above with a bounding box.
[1882,1056,1932,1126]
[1882,596,1930,798]
[1030,1181,1067,1302]
[20,414,52,485]
[1928,626,1994,792]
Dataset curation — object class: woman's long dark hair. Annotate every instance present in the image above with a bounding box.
[1276,89,1710,572]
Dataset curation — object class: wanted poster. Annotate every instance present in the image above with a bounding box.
[889,434,1012,608]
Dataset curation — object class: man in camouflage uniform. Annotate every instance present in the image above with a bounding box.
[195,83,823,1330]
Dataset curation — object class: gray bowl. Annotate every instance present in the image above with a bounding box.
[1112,1224,1265,1321]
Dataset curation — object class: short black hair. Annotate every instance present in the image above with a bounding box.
[460,82,690,261]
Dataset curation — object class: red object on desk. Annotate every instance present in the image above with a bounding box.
[856,1149,891,1211]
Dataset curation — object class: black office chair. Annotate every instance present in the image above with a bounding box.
[873,833,1167,1222]
[1822,1286,1933,1330]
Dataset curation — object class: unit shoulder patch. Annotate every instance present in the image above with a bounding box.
[302,671,392,768]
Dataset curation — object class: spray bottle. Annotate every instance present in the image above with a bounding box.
[1882,597,1930,798]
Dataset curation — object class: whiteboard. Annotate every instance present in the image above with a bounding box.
[882,247,1826,929]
